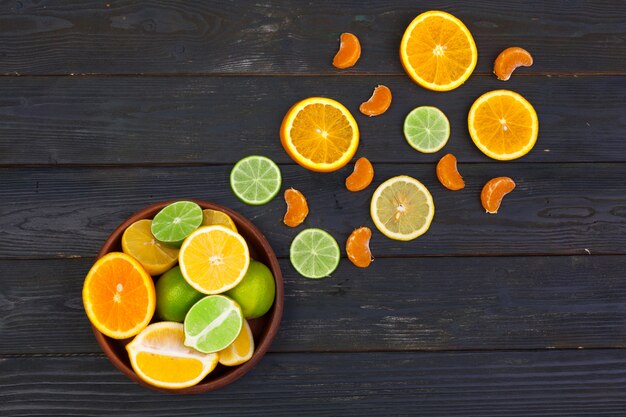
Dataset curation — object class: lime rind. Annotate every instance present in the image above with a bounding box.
[184,295,244,354]
[403,106,450,153]
[230,155,282,205]
[151,201,203,247]
[290,228,340,279]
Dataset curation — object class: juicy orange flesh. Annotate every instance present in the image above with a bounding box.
[405,15,473,85]
[376,182,430,234]
[360,85,392,116]
[135,352,204,383]
[472,95,534,154]
[284,188,309,227]
[231,329,251,356]
[346,157,374,191]
[436,153,465,190]
[181,230,247,292]
[289,103,354,164]
[346,227,372,268]
[87,259,151,333]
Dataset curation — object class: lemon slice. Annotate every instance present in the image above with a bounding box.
[218,319,255,366]
[122,219,179,276]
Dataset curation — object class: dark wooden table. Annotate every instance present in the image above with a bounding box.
[1,1,625,415]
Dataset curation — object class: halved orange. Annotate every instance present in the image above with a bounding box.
[468,90,539,160]
[82,252,156,339]
[280,97,359,172]
[400,10,477,91]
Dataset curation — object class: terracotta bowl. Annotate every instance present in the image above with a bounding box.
[92,199,283,394]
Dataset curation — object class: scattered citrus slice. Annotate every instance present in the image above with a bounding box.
[151,201,203,248]
[404,106,450,153]
[179,225,250,295]
[184,295,244,353]
[82,252,155,339]
[359,85,392,117]
[280,97,359,172]
[333,33,361,69]
[370,176,435,241]
[218,319,255,366]
[155,266,205,322]
[202,208,237,233]
[400,10,477,91]
[481,177,516,214]
[494,47,533,81]
[226,260,276,319]
[346,227,372,268]
[290,228,340,279]
[230,155,282,205]
[127,322,219,389]
[468,90,539,161]
[283,188,309,228]
[122,219,179,276]
[346,157,374,192]
[436,153,465,191]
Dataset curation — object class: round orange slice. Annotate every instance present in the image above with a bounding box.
[280,97,359,172]
[82,252,156,339]
[468,90,539,160]
[400,10,477,91]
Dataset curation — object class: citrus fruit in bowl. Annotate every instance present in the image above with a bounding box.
[88,199,283,394]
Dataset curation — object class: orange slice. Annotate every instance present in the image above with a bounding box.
[283,188,309,227]
[360,85,392,117]
[481,177,516,214]
[436,153,465,191]
[82,252,156,339]
[280,97,359,172]
[494,47,533,81]
[400,10,477,91]
[468,90,539,161]
[333,33,361,69]
[346,157,374,192]
[346,227,373,268]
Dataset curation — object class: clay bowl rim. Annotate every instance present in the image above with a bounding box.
[91,199,284,394]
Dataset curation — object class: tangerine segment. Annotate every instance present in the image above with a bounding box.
[333,33,361,69]
[494,47,533,81]
[436,153,465,191]
[360,85,392,116]
[280,97,359,172]
[481,177,516,214]
[468,90,539,161]
[400,10,477,91]
[346,157,374,192]
[83,252,156,339]
[346,227,372,268]
[283,188,309,227]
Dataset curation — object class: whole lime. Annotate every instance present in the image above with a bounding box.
[225,260,275,319]
[156,266,205,322]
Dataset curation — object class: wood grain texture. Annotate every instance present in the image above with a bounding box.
[0,75,623,165]
[3,351,626,416]
[0,0,624,75]
[2,256,626,354]
[0,164,624,259]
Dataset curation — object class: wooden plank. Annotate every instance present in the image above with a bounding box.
[0,1,624,75]
[0,76,623,165]
[3,351,626,416]
[0,164,624,259]
[2,256,626,354]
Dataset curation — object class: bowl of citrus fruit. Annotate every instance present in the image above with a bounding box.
[82,199,283,393]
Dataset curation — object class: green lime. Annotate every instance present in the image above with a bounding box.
[155,266,205,322]
[184,295,244,353]
[290,228,340,279]
[403,106,450,153]
[225,260,276,319]
[230,156,282,205]
[151,201,203,247]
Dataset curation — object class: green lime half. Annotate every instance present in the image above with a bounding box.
[184,295,244,353]
[403,106,450,153]
[151,201,203,247]
[155,266,205,322]
[230,155,282,205]
[290,228,340,279]
[225,260,276,319]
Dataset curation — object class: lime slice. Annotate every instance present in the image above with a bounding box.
[403,106,450,153]
[151,201,203,247]
[230,156,282,205]
[290,228,340,279]
[184,295,244,353]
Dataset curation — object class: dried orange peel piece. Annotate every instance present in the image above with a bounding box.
[346,227,372,268]
[494,47,533,81]
[360,85,392,117]
[436,154,465,191]
[333,33,361,69]
[346,157,374,192]
[481,177,516,214]
[283,188,309,227]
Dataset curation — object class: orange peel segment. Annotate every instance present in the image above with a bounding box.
[481,177,516,214]
[346,157,374,192]
[360,85,392,117]
[494,47,533,81]
[333,33,361,69]
[346,227,372,268]
[283,188,309,227]
[436,153,465,191]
